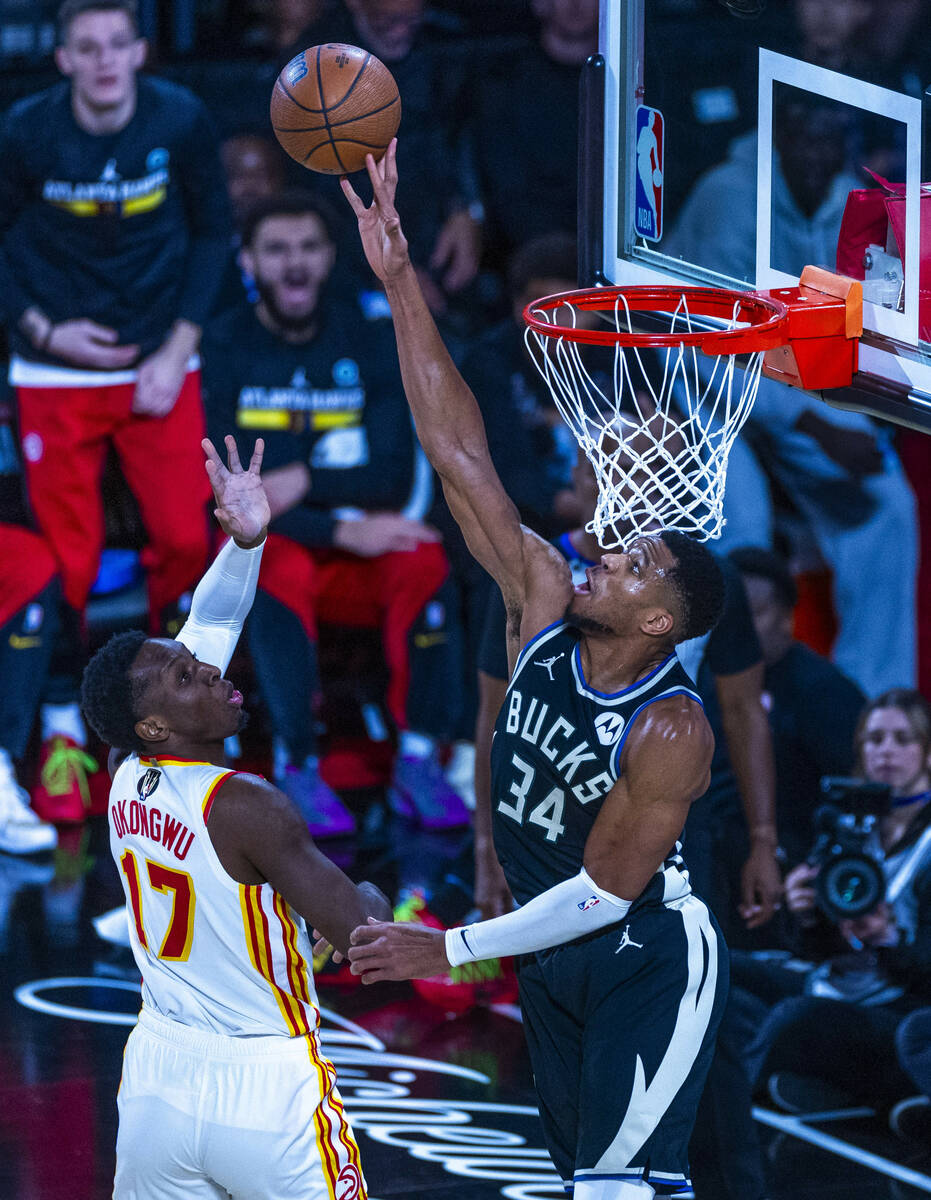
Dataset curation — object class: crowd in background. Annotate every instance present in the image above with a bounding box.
[1,1,931,1196]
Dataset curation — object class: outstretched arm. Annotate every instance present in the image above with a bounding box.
[341,143,527,600]
[347,698,713,982]
[175,435,271,674]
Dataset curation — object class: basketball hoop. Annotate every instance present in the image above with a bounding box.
[522,271,862,544]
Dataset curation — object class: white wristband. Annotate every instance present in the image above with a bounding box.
[176,537,264,674]
[445,868,632,967]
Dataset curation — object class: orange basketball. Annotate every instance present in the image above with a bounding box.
[270,43,401,175]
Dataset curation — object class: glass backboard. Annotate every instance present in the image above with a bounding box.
[581,0,931,431]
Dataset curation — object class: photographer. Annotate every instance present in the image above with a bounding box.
[735,690,931,1118]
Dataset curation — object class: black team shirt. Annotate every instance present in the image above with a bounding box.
[202,299,419,547]
[0,77,231,362]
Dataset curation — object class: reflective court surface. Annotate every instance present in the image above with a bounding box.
[1,814,929,1200]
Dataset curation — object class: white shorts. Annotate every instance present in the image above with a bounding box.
[115,1007,367,1200]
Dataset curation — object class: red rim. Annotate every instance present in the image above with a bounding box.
[522,285,789,355]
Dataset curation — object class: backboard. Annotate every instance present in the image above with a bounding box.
[580,0,931,432]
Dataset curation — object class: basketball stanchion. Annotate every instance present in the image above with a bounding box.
[523,267,862,545]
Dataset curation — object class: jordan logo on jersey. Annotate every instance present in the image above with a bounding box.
[137,768,161,799]
[534,653,565,681]
[615,925,643,952]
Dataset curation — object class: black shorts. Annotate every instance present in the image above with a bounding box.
[516,892,728,1196]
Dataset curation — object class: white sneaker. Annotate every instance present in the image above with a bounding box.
[0,755,58,855]
[93,905,132,947]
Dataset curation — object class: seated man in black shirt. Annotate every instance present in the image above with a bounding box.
[202,192,468,836]
[729,546,865,869]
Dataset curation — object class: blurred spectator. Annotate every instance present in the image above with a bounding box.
[0,525,60,852]
[730,545,865,868]
[216,132,288,313]
[737,689,931,1117]
[784,0,873,74]
[472,0,598,269]
[666,91,917,699]
[0,0,231,817]
[202,191,469,836]
[859,0,931,96]
[221,133,287,230]
[234,0,335,59]
[312,0,483,329]
[461,232,579,535]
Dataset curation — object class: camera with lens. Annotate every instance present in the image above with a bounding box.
[808,777,891,921]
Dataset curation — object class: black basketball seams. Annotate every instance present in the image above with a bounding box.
[271,97,400,136]
[275,77,325,115]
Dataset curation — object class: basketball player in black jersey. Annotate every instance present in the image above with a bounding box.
[340,144,728,1200]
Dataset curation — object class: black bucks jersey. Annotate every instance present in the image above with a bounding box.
[491,621,703,909]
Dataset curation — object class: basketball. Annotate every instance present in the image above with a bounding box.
[270,43,401,175]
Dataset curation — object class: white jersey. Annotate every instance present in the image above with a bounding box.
[109,753,322,1040]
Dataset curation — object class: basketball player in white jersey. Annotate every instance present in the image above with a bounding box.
[338,144,729,1200]
[81,434,390,1200]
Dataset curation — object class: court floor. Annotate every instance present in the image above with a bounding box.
[1,810,929,1200]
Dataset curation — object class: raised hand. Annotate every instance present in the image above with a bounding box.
[340,140,409,284]
[202,435,270,548]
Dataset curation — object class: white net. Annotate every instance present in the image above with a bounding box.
[524,290,768,544]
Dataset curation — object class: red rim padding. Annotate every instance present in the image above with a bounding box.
[523,285,789,355]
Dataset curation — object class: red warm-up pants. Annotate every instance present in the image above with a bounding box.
[256,532,449,730]
[16,372,212,627]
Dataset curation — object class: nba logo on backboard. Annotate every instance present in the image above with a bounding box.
[634,105,664,242]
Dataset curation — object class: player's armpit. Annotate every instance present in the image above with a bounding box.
[205,775,391,954]
[583,696,713,901]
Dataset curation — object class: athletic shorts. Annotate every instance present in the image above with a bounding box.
[115,1007,367,1200]
[516,892,728,1197]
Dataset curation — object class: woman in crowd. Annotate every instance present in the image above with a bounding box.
[734,690,931,1128]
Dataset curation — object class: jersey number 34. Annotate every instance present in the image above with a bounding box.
[497,752,566,843]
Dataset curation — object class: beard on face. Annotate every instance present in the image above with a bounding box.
[254,277,318,333]
[563,605,615,637]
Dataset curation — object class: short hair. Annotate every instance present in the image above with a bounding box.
[240,189,340,249]
[80,629,149,752]
[658,529,726,642]
[58,0,139,41]
[729,545,798,610]
[855,688,931,770]
[506,232,578,299]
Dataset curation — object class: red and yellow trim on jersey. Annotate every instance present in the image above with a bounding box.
[202,770,234,822]
[238,887,364,1196]
[303,1042,367,1200]
[239,884,313,1036]
[139,755,212,767]
[281,895,365,1197]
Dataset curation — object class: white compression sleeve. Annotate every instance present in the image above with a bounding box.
[175,537,265,674]
[444,868,632,967]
